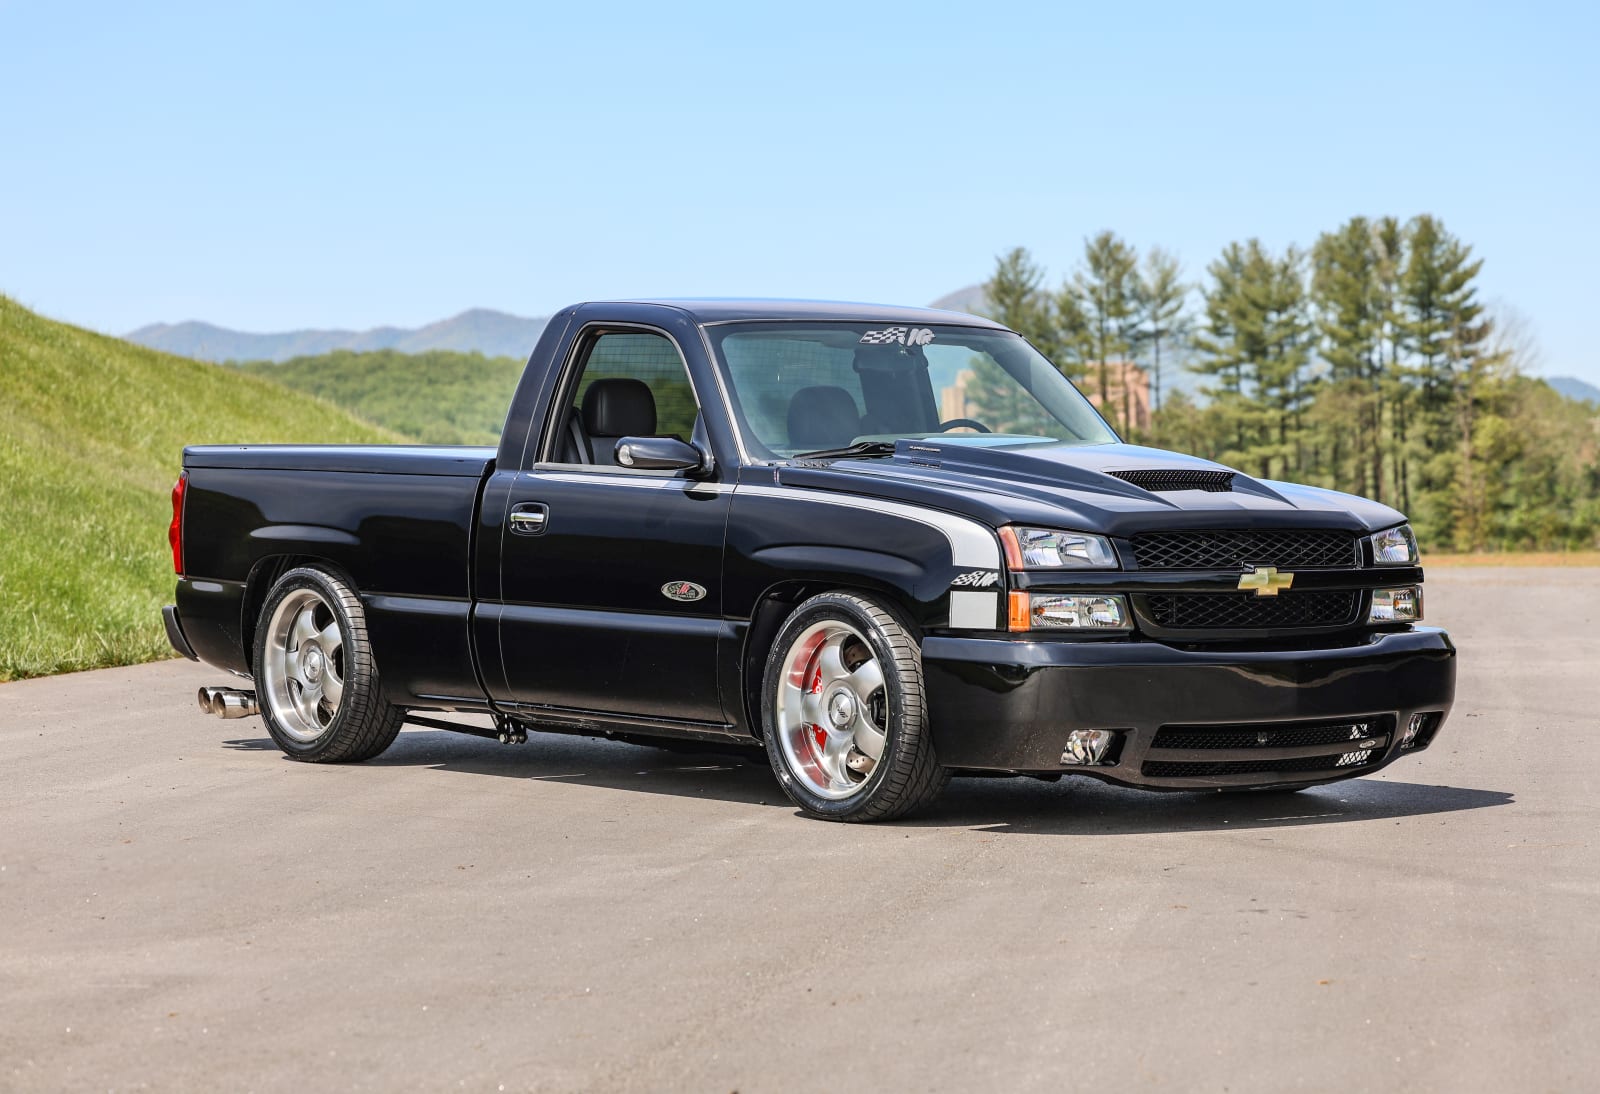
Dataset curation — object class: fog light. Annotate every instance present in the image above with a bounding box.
[1010,592,1131,631]
[1401,714,1424,747]
[1061,729,1120,765]
[1369,586,1422,623]
[1401,712,1441,750]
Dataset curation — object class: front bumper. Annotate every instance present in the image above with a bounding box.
[922,626,1455,789]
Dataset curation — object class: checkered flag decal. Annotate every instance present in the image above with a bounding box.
[859,327,907,345]
[859,327,935,346]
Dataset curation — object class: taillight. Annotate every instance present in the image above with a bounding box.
[169,472,187,574]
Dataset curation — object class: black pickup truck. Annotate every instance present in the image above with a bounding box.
[165,299,1455,821]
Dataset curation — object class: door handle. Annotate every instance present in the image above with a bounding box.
[509,503,548,535]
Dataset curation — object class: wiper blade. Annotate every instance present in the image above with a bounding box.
[791,440,899,460]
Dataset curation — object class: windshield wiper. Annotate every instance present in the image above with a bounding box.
[791,440,899,461]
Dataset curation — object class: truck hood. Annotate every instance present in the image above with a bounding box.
[772,439,1407,536]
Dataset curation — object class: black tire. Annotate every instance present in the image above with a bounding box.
[760,591,947,822]
[251,566,404,763]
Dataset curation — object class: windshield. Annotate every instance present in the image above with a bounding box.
[706,322,1118,458]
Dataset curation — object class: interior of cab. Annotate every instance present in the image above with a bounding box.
[712,322,1113,458]
[552,331,701,467]
[548,321,1118,467]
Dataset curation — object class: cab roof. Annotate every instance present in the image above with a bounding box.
[577,298,1008,329]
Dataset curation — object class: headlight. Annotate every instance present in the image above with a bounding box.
[1369,524,1419,566]
[1369,586,1422,623]
[1008,592,1132,631]
[1000,527,1118,569]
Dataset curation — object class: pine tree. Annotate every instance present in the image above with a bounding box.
[1190,241,1252,462]
[1257,247,1315,478]
[1060,231,1141,434]
[973,248,1062,432]
[1372,216,1410,509]
[1149,389,1208,455]
[1135,246,1189,423]
[1191,240,1312,478]
[1399,215,1491,546]
[1400,216,1484,436]
[983,247,1058,359]
[1311,217,1382,497]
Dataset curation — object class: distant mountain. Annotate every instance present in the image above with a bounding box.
[929,284,989,317]
[1547,375,1600,405]
[125,308,548,363]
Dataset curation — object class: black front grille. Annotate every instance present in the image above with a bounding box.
[1151,719,1380,751]
[1142,590,1360,630]
[1109,469,1235,493]
[1142,751,1380,778]
[1129,528,1358,570]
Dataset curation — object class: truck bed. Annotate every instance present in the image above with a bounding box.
[176,444,497,704]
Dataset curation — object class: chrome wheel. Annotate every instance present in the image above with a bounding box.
[774,619,888,800]
[261,588,347,742]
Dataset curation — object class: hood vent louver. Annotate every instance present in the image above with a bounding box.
[1109,469,1235,493]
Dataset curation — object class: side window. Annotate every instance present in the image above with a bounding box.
[552,330,700,466]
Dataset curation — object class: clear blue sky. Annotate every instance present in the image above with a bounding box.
[3,1,1596,383]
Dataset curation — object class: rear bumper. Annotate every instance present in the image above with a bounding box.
[171,577,250,674]
[162,604,199,661]
[922,626,1455,789]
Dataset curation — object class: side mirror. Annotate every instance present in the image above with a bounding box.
[614,436,708,475]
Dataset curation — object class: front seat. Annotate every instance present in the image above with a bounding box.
[582,378,657,465]
[787,385,861,451]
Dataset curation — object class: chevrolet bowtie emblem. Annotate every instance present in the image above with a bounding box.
[1238,565,1294,597]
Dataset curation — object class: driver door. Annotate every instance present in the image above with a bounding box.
[489,326,733,724]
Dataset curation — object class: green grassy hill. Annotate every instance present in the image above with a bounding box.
[235,348,523,445]
[0,296,403,681]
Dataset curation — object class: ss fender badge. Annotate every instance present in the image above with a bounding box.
[662,580,707,603]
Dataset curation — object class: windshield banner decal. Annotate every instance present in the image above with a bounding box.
[859,327,935,346]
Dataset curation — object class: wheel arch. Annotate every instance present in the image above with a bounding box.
[738,573,920,740]
[241,554,357,669]
[747,581,949,820]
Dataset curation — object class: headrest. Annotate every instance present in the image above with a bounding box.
[582,378,656,438]
[852,343,928,373]
[787,385,861,450]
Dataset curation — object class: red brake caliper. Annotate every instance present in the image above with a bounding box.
[810,664,827,750]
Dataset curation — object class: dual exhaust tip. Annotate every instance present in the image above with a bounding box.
[197,686,258,719]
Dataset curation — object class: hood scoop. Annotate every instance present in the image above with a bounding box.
[1109,468,1235,493]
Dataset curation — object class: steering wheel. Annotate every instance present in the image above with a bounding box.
[936,418,991,434]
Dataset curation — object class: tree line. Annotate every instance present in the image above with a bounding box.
[235,349,523,446]
[982,217,1600,552]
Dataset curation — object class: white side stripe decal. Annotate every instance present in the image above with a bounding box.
[735,485,1000,570]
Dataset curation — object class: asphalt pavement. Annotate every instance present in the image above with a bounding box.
[2,568,1597,1092]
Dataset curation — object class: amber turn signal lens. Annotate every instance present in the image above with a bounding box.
[997,526,1025,571]
[1008,591,1133,632]
[1008,591,1032,632]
